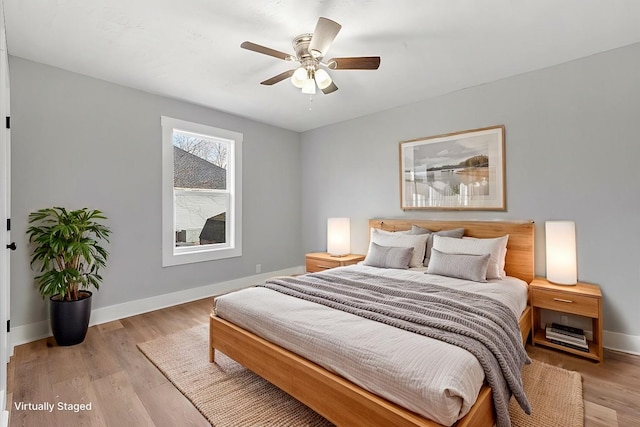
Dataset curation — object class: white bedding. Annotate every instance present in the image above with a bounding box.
[213,264,529,426]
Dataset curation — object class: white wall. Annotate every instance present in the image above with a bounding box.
[9,57,302,330]
[300,42,640,344]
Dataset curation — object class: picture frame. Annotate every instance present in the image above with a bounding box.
[399,125,505,210]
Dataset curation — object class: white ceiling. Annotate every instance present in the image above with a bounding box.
[4,1,640,132]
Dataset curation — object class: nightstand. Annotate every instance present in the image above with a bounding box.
[305,252,365,273]
[530,276,603,362]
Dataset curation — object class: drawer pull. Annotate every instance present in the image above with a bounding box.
[317,264,333,269]
[553,298,573,303]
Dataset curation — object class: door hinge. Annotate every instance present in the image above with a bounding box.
[5,116,9,129]
[6,320,9,333]
[6,218,10,231]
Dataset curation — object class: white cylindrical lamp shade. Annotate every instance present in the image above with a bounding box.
[314,68,332,90]
[301,77,316,94]
[545,221,577,285]
[291,67,307,88]
[327,218,350,256]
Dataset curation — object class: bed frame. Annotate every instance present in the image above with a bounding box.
[210,219,535,427]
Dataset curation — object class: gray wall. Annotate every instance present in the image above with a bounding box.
[10,41,640,339]
[10,57,302,327]
[300,42,640,337]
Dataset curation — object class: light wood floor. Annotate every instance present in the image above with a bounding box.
[6,298,640,427]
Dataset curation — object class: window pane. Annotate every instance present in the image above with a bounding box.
[173,130,230,247]
[174,191,229,247]
[173,132,228,190]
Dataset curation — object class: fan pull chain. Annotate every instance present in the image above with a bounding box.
[308,95,313,111]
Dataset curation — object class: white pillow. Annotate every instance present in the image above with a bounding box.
[467,235,509,278]
[464,235,509,278]
[374,228,431,263]
[370,229,428,268]
[422,228,464,266]
[432,234,509,279]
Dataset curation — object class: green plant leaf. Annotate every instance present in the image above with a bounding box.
[27,207,111,301]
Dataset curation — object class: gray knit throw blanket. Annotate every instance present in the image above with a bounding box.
[259,270,531,427]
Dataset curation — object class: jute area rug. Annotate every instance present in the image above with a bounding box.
[138,324,583,427]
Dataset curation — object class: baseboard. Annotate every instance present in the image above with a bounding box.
[0,389,6,427]
[1,410,7,427]
[603,330,640,356]
[9,265,304,352]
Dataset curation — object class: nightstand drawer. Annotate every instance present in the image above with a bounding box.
[306,257,341,272]
[531,288,599,317]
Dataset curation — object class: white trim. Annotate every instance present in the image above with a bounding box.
[161,116,243,266]
[603,330,640,356]
[9,266,304,351]
[0,0,10,419]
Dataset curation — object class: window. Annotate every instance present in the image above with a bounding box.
[161,116,242,266]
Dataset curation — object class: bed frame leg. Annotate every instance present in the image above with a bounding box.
[209,314,215,363]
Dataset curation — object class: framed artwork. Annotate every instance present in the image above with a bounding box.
[399,125,505,210]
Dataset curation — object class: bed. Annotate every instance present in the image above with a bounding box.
[210,219,535,427]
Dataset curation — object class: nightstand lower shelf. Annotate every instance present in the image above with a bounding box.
[532,329,601,362]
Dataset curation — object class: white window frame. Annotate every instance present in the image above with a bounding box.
[161,116,242,266]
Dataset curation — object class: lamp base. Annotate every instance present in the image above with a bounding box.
[547,279,577,286]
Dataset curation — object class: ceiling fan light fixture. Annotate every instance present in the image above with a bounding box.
[301,77,316,94]
[314,68,332,90]
[244,17,378,96]
[291,67,307,88]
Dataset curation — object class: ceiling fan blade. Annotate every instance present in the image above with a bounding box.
[321,81,338,95]
[327,56,381,70]
[308,17,342,58]
[241,41,294,61]
[260,69,296,85]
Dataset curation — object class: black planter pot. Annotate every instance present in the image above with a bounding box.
[50,290,92,346]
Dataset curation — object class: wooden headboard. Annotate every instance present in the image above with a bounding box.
[369,219,535,283]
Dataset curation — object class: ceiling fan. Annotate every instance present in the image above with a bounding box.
[241,17,381,95]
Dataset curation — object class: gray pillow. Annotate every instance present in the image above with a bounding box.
[409,225,430,235]
[426,248,490,282]
[414,227,465,266]
[363,242,414,269]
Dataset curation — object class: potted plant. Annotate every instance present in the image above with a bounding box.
[27,207,111,346]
